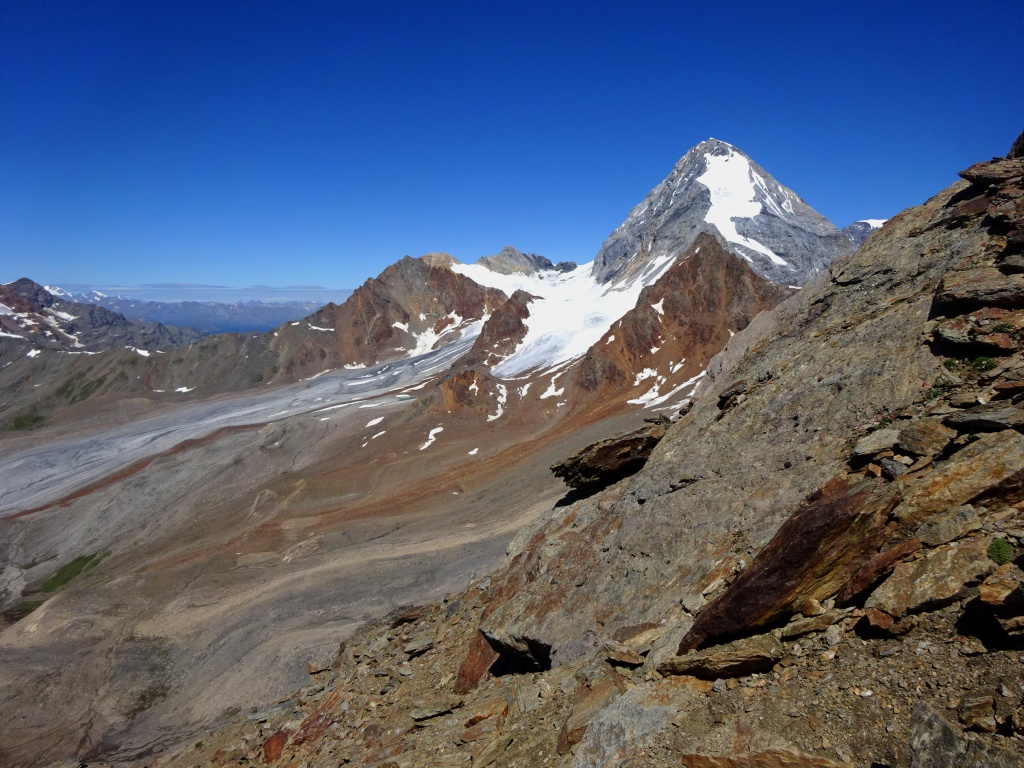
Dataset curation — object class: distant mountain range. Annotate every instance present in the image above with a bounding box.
[44,287,336,333]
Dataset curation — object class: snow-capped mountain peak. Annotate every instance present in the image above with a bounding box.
[592,139,854,286]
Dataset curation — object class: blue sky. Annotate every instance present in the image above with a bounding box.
[2,1,1022,298]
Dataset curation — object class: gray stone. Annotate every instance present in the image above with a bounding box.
[866,538,996,618]
[880,457,909,478]
[943,405,1024,433]
[853,428,900,457]
[910,702,1022,767]
[916,505,982,547]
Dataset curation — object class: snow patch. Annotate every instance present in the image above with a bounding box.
[26,348,41,358]
[309,324,334,332]
[365,417,384,427]
[487,383,508,422]
[698,150,787,266]
[174,386,195,393]
[419,426,444,450]
[468,448,479,455]
[651,299,665,316]
[343,363,366,370]
[860,219,887,228]
[392,321,409,332]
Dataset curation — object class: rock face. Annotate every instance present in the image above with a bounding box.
[271,256,508,374]
[841,219,886,247]
[475,245,575,275]
[592,139,854,287]
[571,233,792,408]
[464,290,536,368]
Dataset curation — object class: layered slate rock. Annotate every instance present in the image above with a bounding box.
[550,420,668,494]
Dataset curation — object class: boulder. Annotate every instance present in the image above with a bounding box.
[865,538,996,618]
[551,421,668,493]
[943,405,1024,433]
[933,268,1024,313]
[658,633,784,679]
[672,751,843,767]
[897,418,956,458]
[910,702,1020,766]
[915,505,982,547]
[852,428,899,457]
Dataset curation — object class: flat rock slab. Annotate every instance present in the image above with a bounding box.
[865,538,995,618]
[915,505,981,547]
[658,633,784,679]
[898,418,956,458]
[933,268,1024,312]
[853,428,899,457]
[943,405,1024,433]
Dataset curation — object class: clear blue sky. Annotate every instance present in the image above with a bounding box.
[2,1,1022,296]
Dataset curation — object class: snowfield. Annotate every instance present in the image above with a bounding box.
[450,258,677,377]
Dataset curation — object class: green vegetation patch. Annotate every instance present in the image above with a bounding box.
[41,552,108,592]
[54,373,108,404]
[7,407,44,430]
[988,538,1014,566]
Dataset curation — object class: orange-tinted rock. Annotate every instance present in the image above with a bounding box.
[551,421,668,493]
[454,631,500,693]
[263,730,289,763]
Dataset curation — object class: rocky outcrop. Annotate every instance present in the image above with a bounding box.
[571,233,791,405]
[475,245,575,275]
[271,256,508,375]
[551,419,668,494]
[592,139,854,287]
[463,289,536,368]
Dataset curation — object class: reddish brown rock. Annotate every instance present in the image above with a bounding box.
[677,477,902,652]
[464,289,536,367]
[262,730,289,763]
[897,418,956,458]
[455,631,500,693]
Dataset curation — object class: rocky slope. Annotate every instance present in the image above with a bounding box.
[142,136,1024,768]
[592,139,856,287]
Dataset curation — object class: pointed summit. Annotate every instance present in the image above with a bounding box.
[592,140,854,286]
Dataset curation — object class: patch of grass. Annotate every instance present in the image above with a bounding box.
[991,323,1015,334]
[988,538,1014,565]
[967,356,997,372]
[127,682,169,720]
[54,374,107,404]
[8,407,44,430]
[41,552,108,592]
